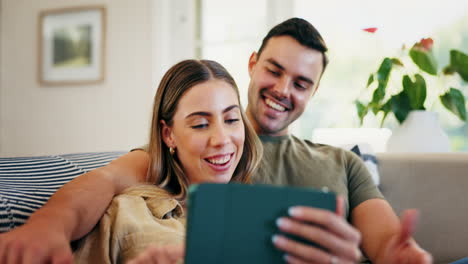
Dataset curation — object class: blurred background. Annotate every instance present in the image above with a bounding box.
[1,0,467,156]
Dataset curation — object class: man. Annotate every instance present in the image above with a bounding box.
[0,18,431,264]
[242,18,431,263]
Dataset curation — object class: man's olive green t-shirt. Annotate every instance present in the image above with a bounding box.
[252,135,383,219]
[135,134,383,218]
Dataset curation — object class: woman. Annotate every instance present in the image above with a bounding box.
[73,59,262,263]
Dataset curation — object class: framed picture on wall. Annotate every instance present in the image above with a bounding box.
[38,6,106,86]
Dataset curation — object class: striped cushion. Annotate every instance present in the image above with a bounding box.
[0,151,126,232]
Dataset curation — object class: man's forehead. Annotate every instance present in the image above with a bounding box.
[260,36,304,54]
[259,36,322,61]
[258,36,324,78]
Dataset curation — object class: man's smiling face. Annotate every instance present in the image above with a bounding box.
[246,35,324,136]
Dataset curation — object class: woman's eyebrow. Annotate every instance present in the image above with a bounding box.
[185,111,211,119]
[185,105,239,119]
[223,105,239,113]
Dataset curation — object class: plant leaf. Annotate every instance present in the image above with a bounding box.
[391,58,404,66]
[355,100,368,125]
[443,65,456,75]
[371,58,393,105]
[402,74,426,110]
[366,74,374,87]
[409,47,438,75]
[390,92,412,124]
[440,87,467,121]
[371,84,386,107]
[369,102,380,115]
[376,57,393,88]
[380,99,392,127]
[450,50,468,82]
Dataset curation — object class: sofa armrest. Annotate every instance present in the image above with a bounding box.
[377,153,468,264]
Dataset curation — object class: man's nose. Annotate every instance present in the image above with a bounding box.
[272,76,291,98]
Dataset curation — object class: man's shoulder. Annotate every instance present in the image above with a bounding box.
[259,134,358,161]
[290,135,350,154]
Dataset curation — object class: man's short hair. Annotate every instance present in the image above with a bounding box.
[257,18,329,71]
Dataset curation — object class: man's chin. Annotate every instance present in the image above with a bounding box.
[258,122,288,136]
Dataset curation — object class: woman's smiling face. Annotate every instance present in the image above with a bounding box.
[161,79,245,184]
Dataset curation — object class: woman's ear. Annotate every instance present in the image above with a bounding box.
[248,51,258,78]
[160,120,175,148]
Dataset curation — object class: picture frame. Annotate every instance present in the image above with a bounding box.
[38,6,106,86]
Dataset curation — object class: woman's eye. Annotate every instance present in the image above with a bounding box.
[226,118,240,124]
[191,124,208,129]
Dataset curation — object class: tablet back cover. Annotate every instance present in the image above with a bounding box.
[185,183,336,264]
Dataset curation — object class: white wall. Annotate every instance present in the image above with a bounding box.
[0,0,156,156]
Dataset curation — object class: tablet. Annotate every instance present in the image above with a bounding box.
[184,183,336,264]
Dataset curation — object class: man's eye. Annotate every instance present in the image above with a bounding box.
[191,124,208,129]
[267,69,280,77]
[294,82,306,90]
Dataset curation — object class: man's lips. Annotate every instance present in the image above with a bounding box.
[265,97,286,112]
[261,94,291,112]
[260,89,292,111]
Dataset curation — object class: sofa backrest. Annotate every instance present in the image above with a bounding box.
[377,153,468,264]
[0,151,126,232]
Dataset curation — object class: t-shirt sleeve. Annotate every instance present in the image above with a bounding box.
[346,150,384,211]
[131,144,149,152]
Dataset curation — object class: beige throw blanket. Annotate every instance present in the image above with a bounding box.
[74,185,186,264]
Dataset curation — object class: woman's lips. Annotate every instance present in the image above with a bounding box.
[204,153,234,172]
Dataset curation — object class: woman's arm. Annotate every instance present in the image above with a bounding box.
[0,150,150,264]
[351,198,432,263]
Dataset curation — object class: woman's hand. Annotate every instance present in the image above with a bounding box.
[272,196,362,264]
[128,244,185,264]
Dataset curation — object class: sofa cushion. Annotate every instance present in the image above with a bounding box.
[345,144,380,186]
[0,151,126,232]
[377,153,468,264]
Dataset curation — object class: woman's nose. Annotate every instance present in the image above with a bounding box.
[209,124,230,147]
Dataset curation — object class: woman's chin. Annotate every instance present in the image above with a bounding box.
[208,172,233,184]
[192,171,233,184]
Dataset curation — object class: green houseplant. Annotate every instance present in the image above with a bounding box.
[355,37,468,126]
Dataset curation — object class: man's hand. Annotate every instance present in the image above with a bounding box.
[128,244,185,264]
[273,196,362,264]
[378,210,432,264]
[0,222,72,264]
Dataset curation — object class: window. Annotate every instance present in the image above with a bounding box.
[196,0,268,106]
[293,0,468,150]
[196,0,468,151]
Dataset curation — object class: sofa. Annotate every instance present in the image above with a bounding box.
[0,151,126,231]
[0,151,467,263]
[377,152,468,264]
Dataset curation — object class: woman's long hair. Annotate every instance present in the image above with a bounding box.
[147,60,262,200]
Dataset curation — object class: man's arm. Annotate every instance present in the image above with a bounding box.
[351,198,432,263]
[0,150,150,264]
